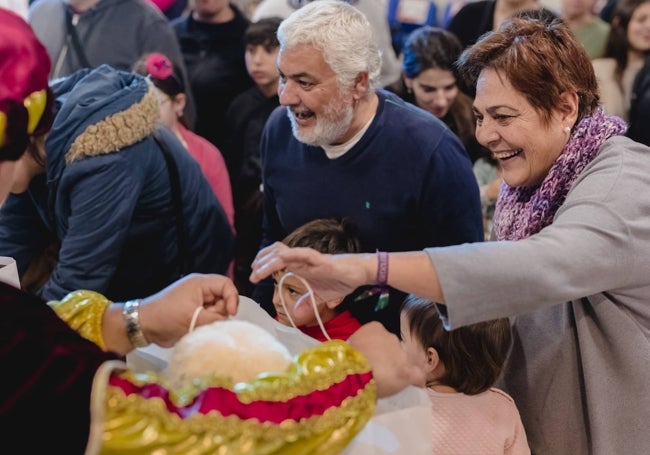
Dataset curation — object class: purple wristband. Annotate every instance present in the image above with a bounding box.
[376,251,389,287]
[354,251,390,311]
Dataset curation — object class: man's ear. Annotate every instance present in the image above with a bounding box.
[352,71,370,100]
[425,346,440,374]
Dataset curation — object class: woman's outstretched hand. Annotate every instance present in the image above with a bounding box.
[250,242,374,309]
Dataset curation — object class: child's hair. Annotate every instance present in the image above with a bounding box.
[132,52,185,98]
[132,52,187,126]
[280,218,361,313]
[245,17,283,50]
[401,295,512,395]
[282,217,361,254]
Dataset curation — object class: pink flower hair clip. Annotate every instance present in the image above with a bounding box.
[145,53,174,80]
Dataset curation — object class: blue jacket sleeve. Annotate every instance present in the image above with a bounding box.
[0,191,52,276]
[42,154,142,300]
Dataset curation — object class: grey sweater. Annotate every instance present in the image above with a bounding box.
[428,136,650,454]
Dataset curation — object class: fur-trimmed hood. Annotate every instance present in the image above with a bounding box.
[46,65,159,180]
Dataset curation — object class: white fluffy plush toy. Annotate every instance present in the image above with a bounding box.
[165,319,293,387]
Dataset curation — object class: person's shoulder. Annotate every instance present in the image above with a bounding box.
[377,92,470,163]
[28,0,60,8]
[258,105,292,151]
[180,125,220,153]
[251,0,294,22]
[592,57,617,75]
[229,86,266,109]
[57,69,156,162]
[379,90,429,118]
[575,134,650,191]
[170,12,190,30]
[485,387,517,403]
[115,0,172,23]
[453,0,492,18]
[230,2,251,26]
[378,90,453,133]
[265,104,289,125]
[28,0,61,15]
[592,16,611,32]
[601,134,650,156]
[635,55,650,81]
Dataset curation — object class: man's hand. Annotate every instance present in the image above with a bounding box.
[139,273,239,348]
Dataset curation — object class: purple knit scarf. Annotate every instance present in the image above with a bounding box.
[493,108,627,241]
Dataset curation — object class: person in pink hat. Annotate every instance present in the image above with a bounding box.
[0,12,423,453]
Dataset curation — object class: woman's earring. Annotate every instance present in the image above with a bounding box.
[564,126,571,135]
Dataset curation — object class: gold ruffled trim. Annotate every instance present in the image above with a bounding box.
[47,290,111,350]
[86,360,126,455]
[92,343,375,454]
[100,383,373,454]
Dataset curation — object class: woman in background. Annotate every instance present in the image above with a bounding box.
[592,0,650,121]
[398,26,484,163]
[397,25,501,235]
[446,0,557,48]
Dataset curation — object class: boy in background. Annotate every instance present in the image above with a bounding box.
[223,16,283,296]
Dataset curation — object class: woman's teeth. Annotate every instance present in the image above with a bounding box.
[494,149,523,160]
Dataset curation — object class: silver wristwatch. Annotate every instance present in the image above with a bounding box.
[123,299,149,348]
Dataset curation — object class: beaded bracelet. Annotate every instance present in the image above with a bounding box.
[353,250,390,311]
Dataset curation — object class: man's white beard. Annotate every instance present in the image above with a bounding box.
[287,92,355,147]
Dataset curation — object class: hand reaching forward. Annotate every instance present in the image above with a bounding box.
[250,242,375,306]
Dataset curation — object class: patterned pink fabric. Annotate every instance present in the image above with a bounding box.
[428,387,530,454]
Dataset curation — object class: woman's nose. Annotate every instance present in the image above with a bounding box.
[475,118,499,148]
[432,92,448,108]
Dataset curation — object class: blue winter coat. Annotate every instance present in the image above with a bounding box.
[0,66,233,301]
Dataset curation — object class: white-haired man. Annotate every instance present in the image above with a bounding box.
[254,0,483,334]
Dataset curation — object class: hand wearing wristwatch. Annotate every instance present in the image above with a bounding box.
[122,299,150,348]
